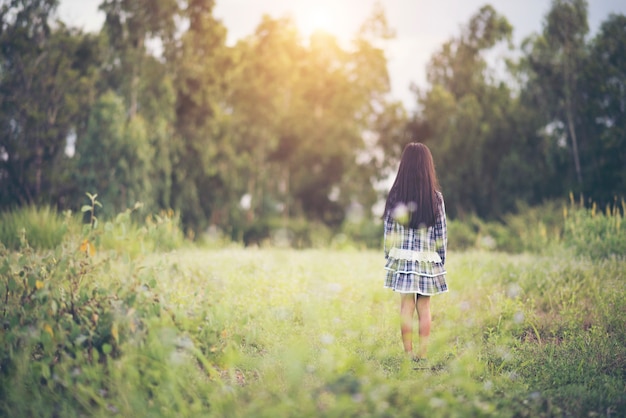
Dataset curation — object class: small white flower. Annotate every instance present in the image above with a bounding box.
[320,334,335,345]
[392,203,409,224]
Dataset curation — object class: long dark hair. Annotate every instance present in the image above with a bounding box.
[383,142,441,229]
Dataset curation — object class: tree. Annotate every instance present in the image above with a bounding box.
[228,8,395,232]
[75,91,154,216]
[0,0,99,207]
[522,0,588,188]
[410,5,516,218]
[579,14,626,203]
[99,0,178,117]
[169,0,233,233]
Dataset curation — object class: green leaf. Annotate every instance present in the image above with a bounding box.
[0,259,10,275]
[81,205,92,213]
[75,334,88,345]
[27,273,37,289]
[41,364,51,380]
[18,256,28,267]
[102,343,112,355]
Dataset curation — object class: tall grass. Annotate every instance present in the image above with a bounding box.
[447,197,625,258]
[563,195,625,259]
[0,206,75,250]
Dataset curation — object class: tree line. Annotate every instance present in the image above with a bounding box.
[0,0,624,239]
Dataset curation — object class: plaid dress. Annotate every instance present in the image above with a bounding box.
[384,192,448,295]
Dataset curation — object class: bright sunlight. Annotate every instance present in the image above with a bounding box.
[298,7,343,39]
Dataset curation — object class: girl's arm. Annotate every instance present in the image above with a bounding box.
[435,195,447,265]
[383,215,392,259]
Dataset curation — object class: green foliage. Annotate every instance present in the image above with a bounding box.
[2,0,626,245]
[563,197,626,259]
[0,242,212,416]
[500,201,565,253]
[446,201,564,254]
[339,218,384,249]
[447,217,480,251]
[240,216,383,250]
[522,0,589,190]
[242,217,334,249]
[227,10,393,233]
[98,207,185,257]
[580,13,626,203]
[507,253,626,416]
[0,3,100,206]
[412,6,523,219]
[0,208,194,417]
[0,206,75,251]
[76,93,155,218]
[2,223,625,416]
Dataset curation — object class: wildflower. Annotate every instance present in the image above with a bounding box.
[79,239,96,256]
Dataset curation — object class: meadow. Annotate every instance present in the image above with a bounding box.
[0,202,625,417]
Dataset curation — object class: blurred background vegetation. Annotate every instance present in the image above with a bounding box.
[0,0,624,247]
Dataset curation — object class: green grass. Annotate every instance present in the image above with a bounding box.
[1,240,625,416]
[0,206,75,250]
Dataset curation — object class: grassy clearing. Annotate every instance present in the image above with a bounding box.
[1,203,625,416]
[154,248,624,417]
[6,247,621,417]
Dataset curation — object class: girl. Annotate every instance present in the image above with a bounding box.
[382,142,448,365]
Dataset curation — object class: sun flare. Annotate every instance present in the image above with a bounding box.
[300,9,335,37]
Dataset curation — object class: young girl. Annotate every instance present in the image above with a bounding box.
[382,142,448,365]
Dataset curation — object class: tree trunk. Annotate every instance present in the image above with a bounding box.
[563,41,583,186]
[565,104,583,185]
[35,144,43,201]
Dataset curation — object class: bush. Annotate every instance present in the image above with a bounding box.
[502,201,564,253]
[0,212,211,417]
[446,201,566,254]
[339,218,383,249]
[242,217,334,248]
[447,218,478,251]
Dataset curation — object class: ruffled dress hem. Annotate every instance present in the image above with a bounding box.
[383,285,449,296]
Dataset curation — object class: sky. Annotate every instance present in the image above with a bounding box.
[57,0,626,111]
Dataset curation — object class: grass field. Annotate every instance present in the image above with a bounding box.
[1,206,625,417]
[143,248,625,417]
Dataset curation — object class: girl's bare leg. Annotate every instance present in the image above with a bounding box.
[400,293,417,355]
[416,295,431,359]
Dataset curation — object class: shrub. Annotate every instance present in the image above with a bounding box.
[447,218,479,251]
[339,218,383,249]
[447,200,568,254]
[502,201,564,253]
[0,213,209,416]
[242,217,334,248]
